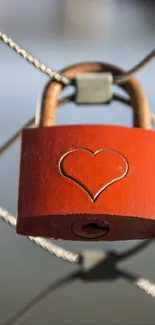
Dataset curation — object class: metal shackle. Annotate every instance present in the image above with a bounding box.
[39,62,151,129]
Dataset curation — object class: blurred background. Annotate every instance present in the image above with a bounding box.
[0,0,155,324]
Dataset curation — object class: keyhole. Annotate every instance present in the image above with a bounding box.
[72,218,110,239]
[82,222,109,235]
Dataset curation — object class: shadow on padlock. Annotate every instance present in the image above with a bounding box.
[17,62,155,241]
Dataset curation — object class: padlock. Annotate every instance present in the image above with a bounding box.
[17,62,155,241]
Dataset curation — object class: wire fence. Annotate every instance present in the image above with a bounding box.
[0,34,155,322]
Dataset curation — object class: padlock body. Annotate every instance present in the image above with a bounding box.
[17,124,155,241]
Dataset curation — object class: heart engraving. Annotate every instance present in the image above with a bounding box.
[58,148,129,202]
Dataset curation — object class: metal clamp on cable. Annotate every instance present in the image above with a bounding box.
[75,73,113,104]
[81,250,108,271]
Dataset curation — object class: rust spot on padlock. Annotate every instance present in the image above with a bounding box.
[17,61,155,241]
[72,218,110,239]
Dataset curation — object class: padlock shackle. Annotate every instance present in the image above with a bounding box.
[40,62,151,129]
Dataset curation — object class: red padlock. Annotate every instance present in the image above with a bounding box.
[17,62,155,241]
